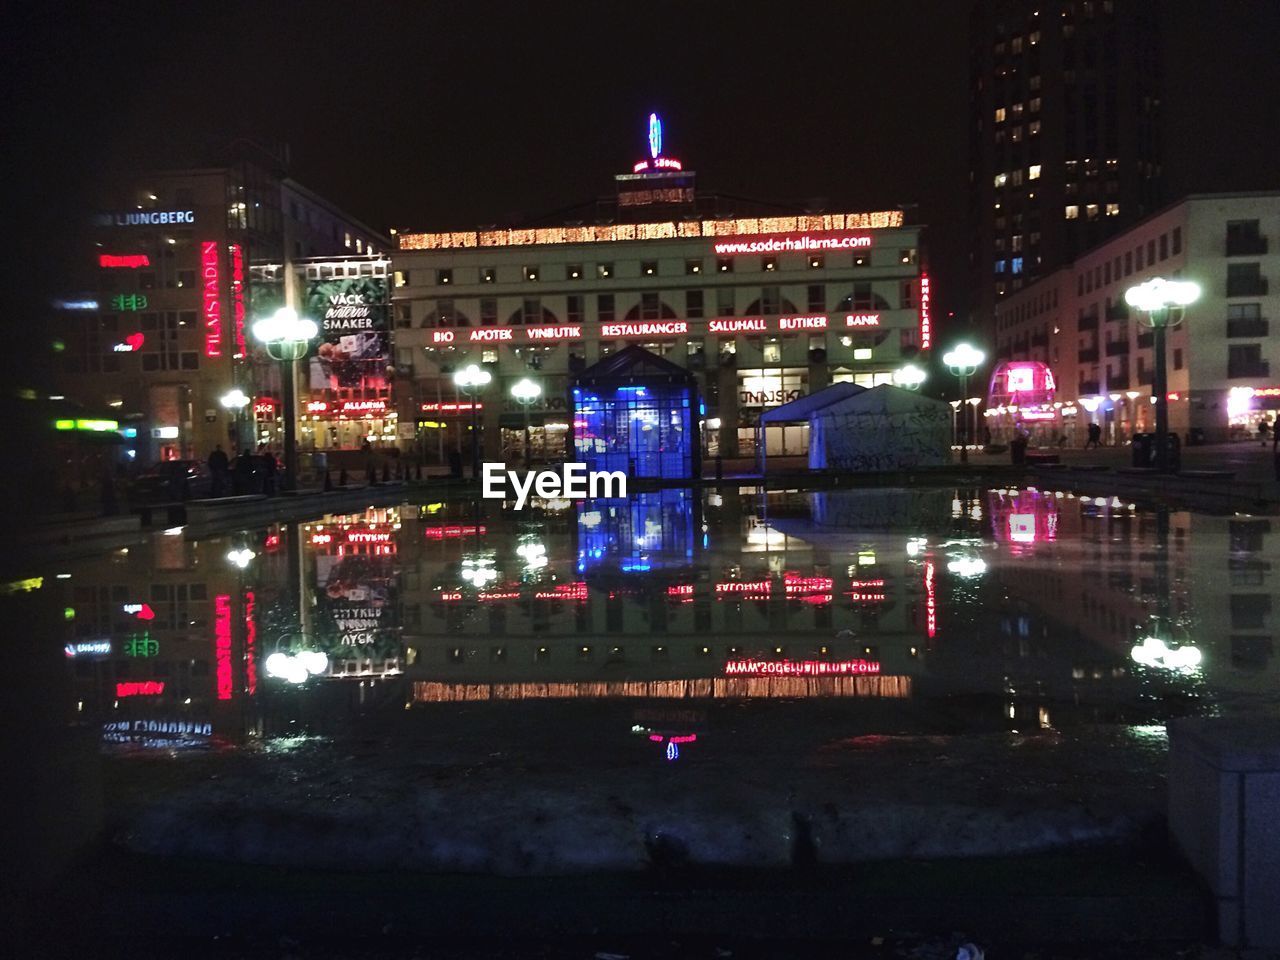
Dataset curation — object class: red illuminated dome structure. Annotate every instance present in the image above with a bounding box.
[985,360,1073,445]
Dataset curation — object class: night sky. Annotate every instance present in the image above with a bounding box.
[5,0,1279,384]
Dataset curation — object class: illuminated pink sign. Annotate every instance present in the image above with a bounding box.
[99,253,150,268]
[432,331,455,344]
[230,244,246,357]
[116,681,164,697]
[1019,409,1056,421]
[214,594,232,701]
[709,318,767,334]
[779,315,827,331]
[420,402,482,414]
[846,313,881,327]
[245,590,257,695]
[201,241,221,358]
[715,580,772,595]
[526,325,582,341]
[919,274,932,350]
[469,328,513,342]
[1007,366,1035,393]
[423,524,486,539]
[713,232,873,255]
[724,659,881,676]
[339,399,387,414]
[632,157,684,172]
[601,321,688,338]
[925,560,937,639]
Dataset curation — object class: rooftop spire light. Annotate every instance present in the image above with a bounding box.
[648,112,663,159]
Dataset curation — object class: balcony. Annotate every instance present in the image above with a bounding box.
[1078,314,1099,331]
[1227,277,1269,297]
[1079,380,1101,395]
[1078,347,1099,362]
[1105,302,1130,321]
[1138,370,1154,386]
[1031,332,1049,347]
[1105,341,1131,356]
[1229,361,1271,379]
[1228,318,1270,338]
[1137,332,1154,348]
[1108,374,1131,389]
[1227,236,1268,256]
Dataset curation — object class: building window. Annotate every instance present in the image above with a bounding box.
[1124,251,1133,275]
[1065,205,1080,220]
[762,256,777,272]
[686,290,704,318]
[436,269,452,285]
[641,261,658,277]
[480,298,497,326]
[716,288,735,317]
[343,232,352,249]
[523,265,539,282]
[394,270,410,288]
[1173,348,1183,370]
[598,294,615,322]
[806,284,825,313]
[1147,239,1156,264]
[435,299,457,326]
[851,282,873,309]
[716,258,733,273]
[482,348,498,363]
[597,262,613,279]
[685,259,702,275]
[853,252,870,267]
[567,295,584,324]
[1106,203,1120,217]
[1227,262,1266,297]
[763,342,782,363]
[994,107,1006,123]
[1172,227,1183,255]
[520,298,541,325]
[1086,203,1100,220]
[566,263,583,280]
[1029,164,1041,180]
[641,292,661,320]
[808,255,824,269]
[481,267,496,283]
[899,280,916,309]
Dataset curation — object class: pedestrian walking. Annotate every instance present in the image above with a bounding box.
[232,448,254,495]
[1259,420,1270,446]
[1085,422,1102,449]
[262,448,278,495]
[208,444,229,497]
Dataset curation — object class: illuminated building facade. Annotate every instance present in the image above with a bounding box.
[992,191,1280,443]
[52,145,389,464]
[969,0,1163,326]
[392,116,926,465]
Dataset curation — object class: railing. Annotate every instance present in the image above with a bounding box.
[1226,236,1268,256]
[1227,278,1269,297]
[1227,318,1270,338]
[1229,360,1271,379]
[1106,341,1131,356]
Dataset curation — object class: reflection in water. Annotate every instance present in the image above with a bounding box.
[40,485,1279,755]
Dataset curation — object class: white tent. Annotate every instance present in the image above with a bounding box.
[756,382,866,473]
[810,384,951,471]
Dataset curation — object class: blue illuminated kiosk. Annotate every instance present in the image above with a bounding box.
[572,345,701,482]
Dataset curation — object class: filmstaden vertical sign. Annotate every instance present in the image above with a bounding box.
[201,241,222,358]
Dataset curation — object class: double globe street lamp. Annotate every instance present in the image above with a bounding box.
[252,307,319,492]
[510,377,543,464]
[453,363,492,479]
[942,343,986,464]
[1124,277,1200,473]
[893,363,928,391]
[220,388,250,450]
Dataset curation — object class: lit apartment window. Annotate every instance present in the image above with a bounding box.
[1011,102,1024,118]
[481,267,496,283]
[597,262,613,279]
[1106,203,1120,217]
[567,264,583,280]
[355,238,363,253]
[436,269,452,285]
[763,342,782,363]
[394,271,410,288]
[808,255,824,269]
[523,265,539,281]
[994,172,1008,188]
[717,258,733,273]
[642,261,658,276]
[899,248,917,265]
[1028,121,1041,136]
[853,252,870,267]
[343,232,352,249]
[685,259,702,275]
[762,256,777,272]
[1065,205,1080,220]
[853,347,873,360]
[994,107,1007,123]
[1029,164,1041,180]
[1029,30,1041,45]
[482,349,498,363]
[1086,203,1100,220]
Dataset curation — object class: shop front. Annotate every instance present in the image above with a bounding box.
[1226,385,1280,441]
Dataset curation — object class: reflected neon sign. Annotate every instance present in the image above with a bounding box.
[214,594,232,701]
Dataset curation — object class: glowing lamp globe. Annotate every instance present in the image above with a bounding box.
[252,307,318,361]
[1124,278,1201,314]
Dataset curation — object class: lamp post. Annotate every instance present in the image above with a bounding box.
[943,343,986,464]
[893,363,928,391]
[251,307,318,493]
[220,388,250,450]
[453,363,492,479]
[510,377,542,464]
[1125,278,1200,472]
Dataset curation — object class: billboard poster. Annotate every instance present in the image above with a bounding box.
[313,549,400,661]
[304,277,390,392]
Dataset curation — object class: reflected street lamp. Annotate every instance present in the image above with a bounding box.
[510,377,542,464]
[1125,278,1199,472]
[252,307,318,492]
[220,388,250,450]
[943,343,985,464]
[893,363,928,391]
[453,363,492,479]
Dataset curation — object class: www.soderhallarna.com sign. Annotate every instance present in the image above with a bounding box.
[481,463,627,510]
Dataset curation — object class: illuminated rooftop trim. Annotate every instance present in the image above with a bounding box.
[413,675,910,702]
[398,211,906,251]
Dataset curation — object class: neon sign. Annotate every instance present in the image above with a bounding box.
[919,274,932,350]
[666,584,694,597]
[99,254,150,269]
[112,332,145,353]
[533,582,589,601]
[632,157,684,173]
[214,593,232,701]
[122,602,155,621]
[116,681,164,697]
[201,241,221,358]
[230,244,246,357]
[724,659,881,676]
[419,402,482,413]
[709,318,767,334]
[1019,409,1056,421]
[245,590,257,695]
[924,560,937,638]
[469,328,513,342]
[253,399,276,416]
[122,633,158,657]
[846,313,880,327]
[432,331,455,344]
[110,294,148,311]
[715,580,772,595]
[601,321,688,338]
[96,209,194,226]
[713,233,872,255]
[339,399,387,414]
[423,524,486,539]
[306,400,329,413]
[649,112,662,159]
[64,640,111,657]
[526,325,582,341]
[779,315,827,331]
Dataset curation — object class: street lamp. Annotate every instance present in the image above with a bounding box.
[251,307,318,492]
[1125,278,1200,472]
[220,388,250,450]
[510,377,542,464]
[943,343,985,463]
[453,363,492,479]
[226,546,255,569]
[893,363,928,391]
